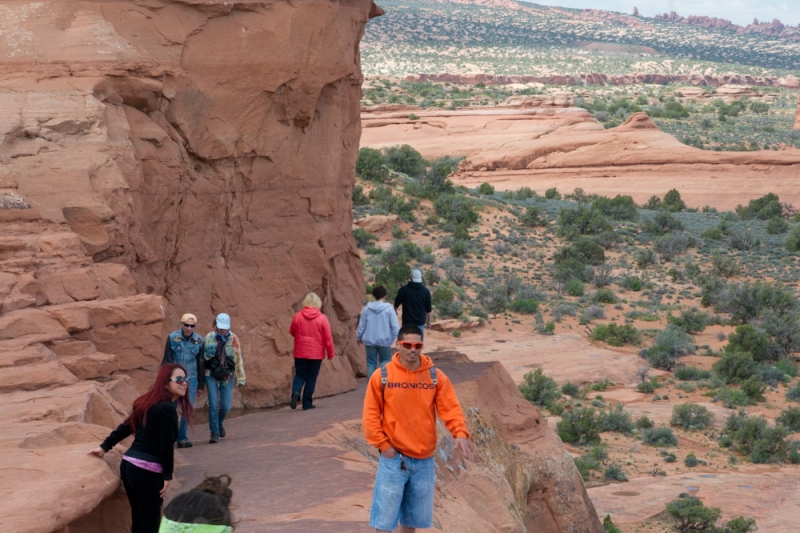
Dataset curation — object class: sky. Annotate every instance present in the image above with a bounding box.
[525,1,800,27]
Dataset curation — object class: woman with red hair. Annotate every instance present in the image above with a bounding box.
[88,363,193,533]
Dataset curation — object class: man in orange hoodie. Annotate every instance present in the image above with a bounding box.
[362,324,471,532]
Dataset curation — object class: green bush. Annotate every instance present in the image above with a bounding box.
[711,255,740,278]
[713,352,757,384]
[786,226,800,252]
[592,288,618,304]
[642,427,679,446]
[714,387,754,408]
[509,298,540,314]
[716,281,797,326]
[356,147,389,182]
[476,182,495,195]
[776,406,800,431]
[561,381,582,397]
[724,324,770,362]
[603,464,628,481]
[787,381,800,402]
[622,276,642,291]
[674,366,712,381]
[723,410,797,463]
[643,211,683,235]
[591,323,640,346]
[352,227,376,248]
[565,279,585,297]
[635,248,655,269]
[384,144,426,178]
[369,186,419,221]
[635,415,654,429]
[601,404,634,434]
[557,407,602,445]
[434,194,479,226]
[592,195,638,221]
[662,188,687,212]
[667,310,708,334]
[554,258,591,283]
[641,325,695,370]
[602,515,622,533]
[518,368,561,406]
[556,206,611,240]
[449,240,468,258]
[519,206,547,227]
[671,403,714,430]
[741,376,767,403]
[544,187,561,200]
[374,262,411,301]
[554,239,606,266]
[736,192,782,221]
[352,184,369,205]
[684,452,699,467]
[666,494,720,532]
[766,216,789,234]
[573,444,607,481]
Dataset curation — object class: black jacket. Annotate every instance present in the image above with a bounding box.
[394,282,432,326]
[100,401,179,480]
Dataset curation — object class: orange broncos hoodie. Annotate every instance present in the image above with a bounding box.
[362,353,469,459]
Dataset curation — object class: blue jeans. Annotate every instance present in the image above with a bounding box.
[366,345,393,378]
[205,376,234,436]
[370,453,435,530]
[292,358,323,410]
[177,376,197,442]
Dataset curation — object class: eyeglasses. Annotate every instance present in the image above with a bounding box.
[398,341,423,350]
[170,376,189,384]
[182,323,196,328]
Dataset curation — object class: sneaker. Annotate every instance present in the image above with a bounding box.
[219,425,226,438]
[303,405,316,411]
[209,433,220,444]
[290,392,300,410]
[177,440,193,448]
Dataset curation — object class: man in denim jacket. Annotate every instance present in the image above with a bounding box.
[162,313,205,448]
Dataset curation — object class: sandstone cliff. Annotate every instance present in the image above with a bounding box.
[795,92,800,130]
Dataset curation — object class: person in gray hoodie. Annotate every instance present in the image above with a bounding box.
[357,285,401,378]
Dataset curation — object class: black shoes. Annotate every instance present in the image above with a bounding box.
[177,440,193,448]
[290,392,300,410]
[209,433,220,444]
[219,424,226,438]
[303,405,316,410]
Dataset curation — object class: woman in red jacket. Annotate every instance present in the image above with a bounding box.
[289,292,335,410]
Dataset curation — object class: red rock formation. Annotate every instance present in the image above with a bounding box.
[653,11,800,40]
[795,93,800,130]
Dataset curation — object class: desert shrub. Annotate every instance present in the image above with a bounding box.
[449,240,468,258]
[713,351,757,384]
[573,444,607,481]
[671,403,714,430]
[711,255,740,278]
[509,298,540,314]
[516,186,535,200]
[592,231,619,251]
[581,304,606,324]
[736,192,782,220]
[603,464,628,482]
[431,285,455,307]
[519,206,547,227]
[382,240,421,265]
[557,407,602,444]
[554,239,606,266]
[384,144,426,178]
[757,364,789,387]
[592,264,614,287]
[603,515,622,533]
[775,406,800,432]
[684,453,699,467]
[544,187,561,199]
[787,382,800,402]
[715,281,797,325]
[635,249,655,269]
[552,303,577,322]
[641,325,695,370]
[643,195,662,210]
[724,517,758,533]
[667,310,709,334]
[554,258,592,283]
[477,286,509,314]
[767,216,789,234]
[622,276,642,291]
[724,324,771,362]
[476,182,495,195]
[592,288,618,304]
[374,262,411,301]
[601,404,634,434]
[356,147,389,182]
[592,195,638,221]
[703,226,724,240]
[368,186,419,221]
[565,279,585,297]
[352,227,376,248]
[352,184,369,205]
[776,357,798,379]
[643,211,683,235]
[437,300,463,319]
[654,232,695,261]
[662,188,687,212]
[518,368,561,406]
[666,494,721,533]
[561,381,582,398]
[433,194,478,226]
[642,427,679,446]
[635,415,654,429]
[786,226,800,252]
[676,382,697,392]
[452,223,470,241]
[636,377,658,393]
[727,228,759,251]
[674,366,711,381]
[740,376,767,403]
[723,410,797,463]
[556,206,611,240]
[591,323,640,346]
[714,387,753,408]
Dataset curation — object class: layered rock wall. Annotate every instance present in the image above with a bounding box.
[795,92,800,130]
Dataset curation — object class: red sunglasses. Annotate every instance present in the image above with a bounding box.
[398,341,423,350]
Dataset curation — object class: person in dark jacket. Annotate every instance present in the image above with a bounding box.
[162,313,204,448]
[393,269,432,338]
[357,285,400,378]
[289,292,335,410]
[88,363,193,533]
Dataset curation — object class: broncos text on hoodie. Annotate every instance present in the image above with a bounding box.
[362,353,469,459]
[356,301,401,347]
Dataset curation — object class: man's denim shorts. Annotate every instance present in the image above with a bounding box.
[369,453,435,530]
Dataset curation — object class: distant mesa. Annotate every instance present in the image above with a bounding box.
[652,11,800,40]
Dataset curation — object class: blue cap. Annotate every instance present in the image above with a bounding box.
[216,313,231,329]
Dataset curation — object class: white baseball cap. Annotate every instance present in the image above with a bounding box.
[216,313,231,329]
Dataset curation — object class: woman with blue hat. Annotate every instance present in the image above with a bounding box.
[203,313,246,443]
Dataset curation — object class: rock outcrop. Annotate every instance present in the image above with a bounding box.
[1,1,378,531]
[795,92,800,130]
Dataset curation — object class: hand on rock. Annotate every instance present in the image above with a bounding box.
[87,447,105,458]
